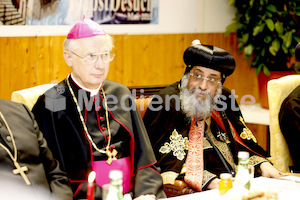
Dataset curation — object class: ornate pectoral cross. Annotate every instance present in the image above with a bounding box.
[106,149,118,165]
[13,161,31,185]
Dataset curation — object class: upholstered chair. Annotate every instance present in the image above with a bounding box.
[267,74,300,172]
[11,84,55,110]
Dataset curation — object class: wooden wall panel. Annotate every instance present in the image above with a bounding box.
[0,37,38,99]
[37,36,69,84]
[0,33,259,105]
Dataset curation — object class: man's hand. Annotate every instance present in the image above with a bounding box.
[133,194,156,200]
[260,162,281,178]
[206,178,220,189]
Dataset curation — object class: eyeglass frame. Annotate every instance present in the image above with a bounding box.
[70,51,115,64]
[189,72,222,86]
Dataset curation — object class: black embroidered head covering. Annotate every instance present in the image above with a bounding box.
[183,40,236,82]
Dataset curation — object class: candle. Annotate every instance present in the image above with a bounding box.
[87,171,96,200]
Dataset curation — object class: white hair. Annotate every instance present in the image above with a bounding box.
[180,74,222,120]
[62,34,114,52]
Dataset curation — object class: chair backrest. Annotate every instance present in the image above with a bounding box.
[11,84,152,119]
[135,98,152,119]
[267,74,300,172]
[11,84,56,110]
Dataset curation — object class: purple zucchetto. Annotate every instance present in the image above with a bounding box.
[67,16,106,39]
[183,40,236,78]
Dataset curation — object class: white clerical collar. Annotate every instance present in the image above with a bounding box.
[69,73,102,97]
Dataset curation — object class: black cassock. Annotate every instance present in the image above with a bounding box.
[143,81,270,189]
[32,76,165,199]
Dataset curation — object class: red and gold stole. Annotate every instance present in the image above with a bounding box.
[184,118,205,191]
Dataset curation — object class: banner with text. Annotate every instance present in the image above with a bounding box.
[4,0,158,25]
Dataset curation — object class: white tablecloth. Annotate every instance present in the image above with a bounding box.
[159,177,300,200]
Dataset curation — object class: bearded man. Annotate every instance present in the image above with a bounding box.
[143,40,280,193]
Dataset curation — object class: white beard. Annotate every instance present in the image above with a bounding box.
[180,74,222,120]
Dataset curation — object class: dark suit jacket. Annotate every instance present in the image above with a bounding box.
[0,99,73,200]
[279,84,300,167]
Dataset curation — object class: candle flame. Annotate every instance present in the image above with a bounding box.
[88,171,96,183]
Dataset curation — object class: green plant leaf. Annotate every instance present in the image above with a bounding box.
[269,40,280,56]
[265,19,275,31]
[282,31,293,48]
[229,0,235,6]
[261,48,265,57]
[225,23,241,35]
[255,68,260,76]
[283,45,289,54]
[238,43,244,53]
[263,65,270,76]
[274,21,284,35]
[245,13,251,24]
[264,35,272,43]
[249,0,254,6]
[294,64,300,71]
[225,1,300,74]
[241,33,249,44]
[265,11,273,18]
[266,4,277,13]
[293,36,300,46]
[256,63,263,76]
[244,45,254,56]
[252,55,260,66]
[253,24,265,36]
[260,0,264,6]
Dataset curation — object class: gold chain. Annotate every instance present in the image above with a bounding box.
[66,78,117,164]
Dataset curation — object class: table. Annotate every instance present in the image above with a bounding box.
[159,177,300,200]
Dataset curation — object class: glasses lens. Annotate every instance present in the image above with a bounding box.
[208,79,221,86]
[107,52,115,63]
[102,52,111,63]
[99,52,115,63]
[85,55,97,64]
[190,73,220,86]
[83,52,115,64]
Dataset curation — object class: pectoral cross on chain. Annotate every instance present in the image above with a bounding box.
[13,161,31,185]
[106,149,117,165]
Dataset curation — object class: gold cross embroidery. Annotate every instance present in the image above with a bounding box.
[159,129,188,161]
[239,116,257,143]
[13,161,31,185]
[106,149,118,165]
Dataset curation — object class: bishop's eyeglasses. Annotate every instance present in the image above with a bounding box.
[71,51,115,65]
[189,72,221,86]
